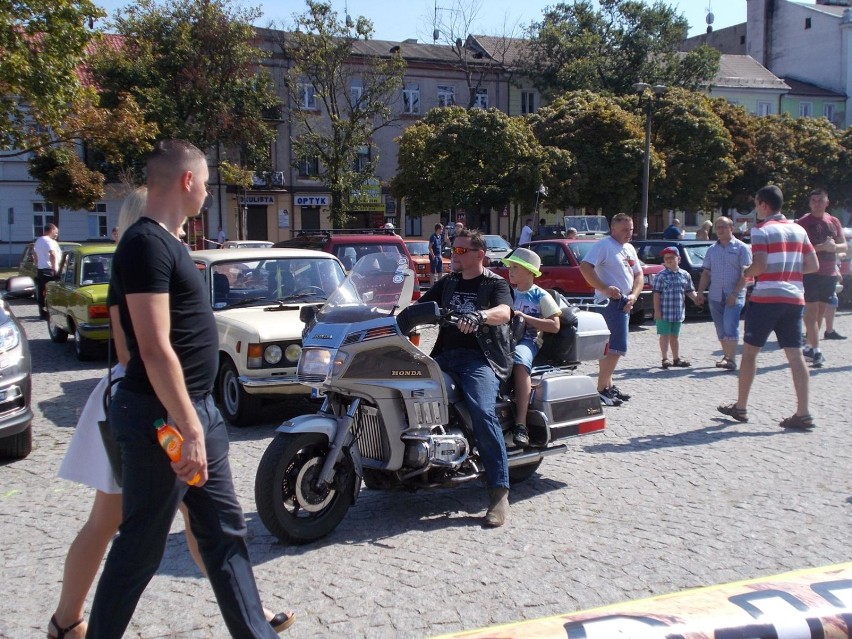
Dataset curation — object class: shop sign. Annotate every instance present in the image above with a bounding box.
[295,194,330,207]
[239,195,275,205]
[351,179,384,212]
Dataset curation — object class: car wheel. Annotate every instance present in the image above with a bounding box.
[74,327,99,361]
[47,315,69,343]
[0,423,32,459]
[218,358,261,427]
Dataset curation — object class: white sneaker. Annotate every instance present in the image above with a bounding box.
[802,345,814,360]
[598,388,623,407]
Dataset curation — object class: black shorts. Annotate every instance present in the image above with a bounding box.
[803,274,837,304]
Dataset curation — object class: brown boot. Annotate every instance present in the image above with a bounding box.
[484,487,509,527]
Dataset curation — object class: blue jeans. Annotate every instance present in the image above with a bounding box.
[708,295,744,341]
[435,349,509,490]
[87,389,276,639]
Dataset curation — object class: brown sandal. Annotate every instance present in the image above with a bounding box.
[48,615,85,639]
[662,358,672,369]
[672,357,691,367]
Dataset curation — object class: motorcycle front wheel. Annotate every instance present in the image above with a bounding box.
[255,432,356,544]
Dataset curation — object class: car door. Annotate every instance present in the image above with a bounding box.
[46,252,75,327]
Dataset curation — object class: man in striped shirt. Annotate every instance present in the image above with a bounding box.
[717,185,819,430]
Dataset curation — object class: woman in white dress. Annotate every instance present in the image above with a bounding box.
[48,188,294,639]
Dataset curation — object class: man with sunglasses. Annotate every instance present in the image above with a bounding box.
[419,229,514,527]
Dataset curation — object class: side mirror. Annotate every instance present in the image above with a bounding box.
[4,275,36,299]
[299,304,318,325]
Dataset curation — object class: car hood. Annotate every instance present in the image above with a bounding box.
[214,305,305,340]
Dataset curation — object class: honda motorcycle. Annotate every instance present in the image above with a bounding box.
[255,255,611,544]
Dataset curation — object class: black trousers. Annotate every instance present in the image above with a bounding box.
[35,268,56,317]
[86,390,277,639]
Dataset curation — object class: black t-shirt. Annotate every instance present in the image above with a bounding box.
[421,273,513,352]
[112,217,218,395]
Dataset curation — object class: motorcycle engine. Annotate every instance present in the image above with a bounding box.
[402,428,469,469]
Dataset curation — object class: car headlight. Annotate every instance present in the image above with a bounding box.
[0,321,21,354]
[284,343,302,363]
[264,344,283,365]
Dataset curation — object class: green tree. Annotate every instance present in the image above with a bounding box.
[89,0,278,175]
[530,90,652,215]
[521,0,719,98]
[641,88,736,212]
[706,98,760,212]
[733,114,843,214]
[281,1,406,227]
[29,146,106,212]
[1,0,105,149]
[392,106,546,233]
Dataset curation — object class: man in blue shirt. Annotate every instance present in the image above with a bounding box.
[662,218,683,240]
[428,223,444,284]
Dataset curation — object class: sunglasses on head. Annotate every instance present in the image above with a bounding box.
[452,246,476,255]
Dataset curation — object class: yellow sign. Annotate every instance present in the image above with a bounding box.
[434,563,852,639]
[351,179,384,212]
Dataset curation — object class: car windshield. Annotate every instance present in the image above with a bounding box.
[317,253,414,323]
[485,236,511,252]
[208,257,345,309]
[79,254,113,285]
[563,216,610,234]
[406,241,429,256]
[684,244,709,265]
[331,243,404,271]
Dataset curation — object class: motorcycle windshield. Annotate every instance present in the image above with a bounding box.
[317,252,415,323]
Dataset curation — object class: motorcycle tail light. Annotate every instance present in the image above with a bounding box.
[247,343,263,368]
[89,304,109,320]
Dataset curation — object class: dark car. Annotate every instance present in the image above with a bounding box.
[632,240,715,316]
[0,278,34,459]
[490,239,663,324]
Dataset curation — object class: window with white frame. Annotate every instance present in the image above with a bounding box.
[757,101,772,116]
[824,103,835,121]
[402,83,420,114]
[32,202,54,238]
[799,102,812,117]
[350,79,363,106]
[437,85,455,108]
[521,91,536,114]
[88,203,108,239]
[473,88,488,109]
[296,82,316,109]
[353,145,371,172]
[298,155,320,177]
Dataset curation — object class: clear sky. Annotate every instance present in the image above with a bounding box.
[92,0,747,41]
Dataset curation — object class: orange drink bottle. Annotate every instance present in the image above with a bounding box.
[154,418,201,485]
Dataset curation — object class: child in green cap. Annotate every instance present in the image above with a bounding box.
[505,247,561,446]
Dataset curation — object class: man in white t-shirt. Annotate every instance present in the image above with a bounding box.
[518,218,533,246]
[33,223,61,319]
[579,213,643,406]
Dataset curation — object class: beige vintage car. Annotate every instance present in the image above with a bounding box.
[191,248,346,426]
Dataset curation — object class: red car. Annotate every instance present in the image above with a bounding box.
[490,238,662,324]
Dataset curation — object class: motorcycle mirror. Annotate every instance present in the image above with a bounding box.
[300,304,318,325]
[396,301,441,335]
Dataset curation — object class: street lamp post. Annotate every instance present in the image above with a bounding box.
[633,82,667,240]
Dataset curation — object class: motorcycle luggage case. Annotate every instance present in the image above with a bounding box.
[572,310,610,362]
[529,373,604,435]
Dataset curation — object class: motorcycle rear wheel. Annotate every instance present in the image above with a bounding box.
[508,459,542,484]
[255,432,356,544]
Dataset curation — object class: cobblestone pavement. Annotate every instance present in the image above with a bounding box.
[1,296,851,638]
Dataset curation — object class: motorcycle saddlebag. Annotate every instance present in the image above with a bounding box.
[529,372,605,439]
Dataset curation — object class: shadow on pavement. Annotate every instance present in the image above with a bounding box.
[583,421,782,453]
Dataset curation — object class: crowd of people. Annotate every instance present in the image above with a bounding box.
[47,147,846,635]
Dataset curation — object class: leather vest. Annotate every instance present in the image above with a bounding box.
[433,270,514,382]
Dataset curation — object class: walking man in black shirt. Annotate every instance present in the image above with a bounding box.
[86,140,279,638]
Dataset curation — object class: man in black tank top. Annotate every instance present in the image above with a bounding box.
[419,229,514,527]
[87,140,279,639]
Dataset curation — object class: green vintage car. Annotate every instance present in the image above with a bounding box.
[45,244,115,360]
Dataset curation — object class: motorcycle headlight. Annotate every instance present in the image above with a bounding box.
[298,348,334,379]
[284,343,302,363]
[0,321,21,354]
[264,344,283,365]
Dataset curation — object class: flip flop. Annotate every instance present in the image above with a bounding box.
[270,611,297,633]
[48,615,84,639]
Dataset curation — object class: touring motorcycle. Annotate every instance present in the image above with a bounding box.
[255,255,611,544]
